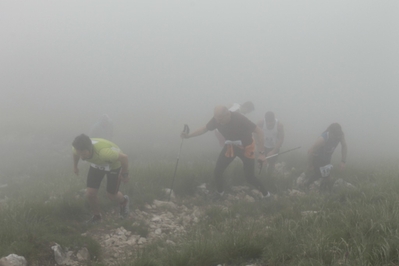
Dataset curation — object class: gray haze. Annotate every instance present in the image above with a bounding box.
[1,1,398,163]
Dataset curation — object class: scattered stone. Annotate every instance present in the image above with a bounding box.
[153,200,176,209]
[76,247,90,261]
[275,162,286,175]
[296,172,306,186]
[288,189,305,197]
[244,195,255,202]
[162,188,175,199]
[197,183,209,194]
[151,215,162,222]
[251,189,263,199]
[0,254,27,266]
[138,237,147,245]
[333,178,356,190]
[51,243,67,265]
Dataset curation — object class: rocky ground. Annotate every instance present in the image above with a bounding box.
[0,162,356,266]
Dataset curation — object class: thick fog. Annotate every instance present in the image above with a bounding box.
[1,1,398,165]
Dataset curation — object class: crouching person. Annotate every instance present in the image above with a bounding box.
[72,134,130,223]
[305,123,347,192]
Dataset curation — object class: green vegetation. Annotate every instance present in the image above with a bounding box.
[0,147,398,265]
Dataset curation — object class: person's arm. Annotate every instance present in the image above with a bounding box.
[181,126,208,139]
[340,133,348,170]
[118,152,129,182]
[307,137,325,171]
[73,153,80,176]
[253,126,266,160]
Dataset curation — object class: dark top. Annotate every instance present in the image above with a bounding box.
[314,131,340,165]
[206,111,256,146]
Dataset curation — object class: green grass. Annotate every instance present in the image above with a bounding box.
[1,146,399,265]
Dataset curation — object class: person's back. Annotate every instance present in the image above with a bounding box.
[215,101,255,146]
[90,114,113,140]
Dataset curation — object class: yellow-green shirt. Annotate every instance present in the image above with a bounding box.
[73,138,122,170]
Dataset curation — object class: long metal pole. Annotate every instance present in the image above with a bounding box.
[258,146,301,175]
[168,124,189,201]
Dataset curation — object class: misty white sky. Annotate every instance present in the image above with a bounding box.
[1,1,398,160]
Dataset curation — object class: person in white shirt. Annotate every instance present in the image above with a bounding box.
[257,111,284,179]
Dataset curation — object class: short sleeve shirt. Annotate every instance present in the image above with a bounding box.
[206,111,256,146]
[73,138,122,170]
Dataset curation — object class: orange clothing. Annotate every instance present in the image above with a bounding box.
[225,140,255,159]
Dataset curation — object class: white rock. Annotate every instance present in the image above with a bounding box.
[77,247,90,261]
[296,172,306,186]
[51,243,67,265]
[197,183,209,194]
[251,189,263,198]
[117,234,127,242]
[288,189,305,197]
[163,188,175,199]
[153,200,176,209]
[197,183,207,189]
[104,238,115,247]
[155,228,162,235]
[244,195,255,202]
[0,254,27,266]
[127,236,138,245]
[333,178,356,190]
[151,215,162,222]
[138,237,147,245]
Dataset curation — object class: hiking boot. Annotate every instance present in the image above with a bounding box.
[120,195,130,218]
[86,214,102,224]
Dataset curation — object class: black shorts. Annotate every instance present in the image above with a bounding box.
[87,166,121,194]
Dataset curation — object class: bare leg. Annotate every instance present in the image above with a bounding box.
[107,191,125,204]
[86,187,101,216]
